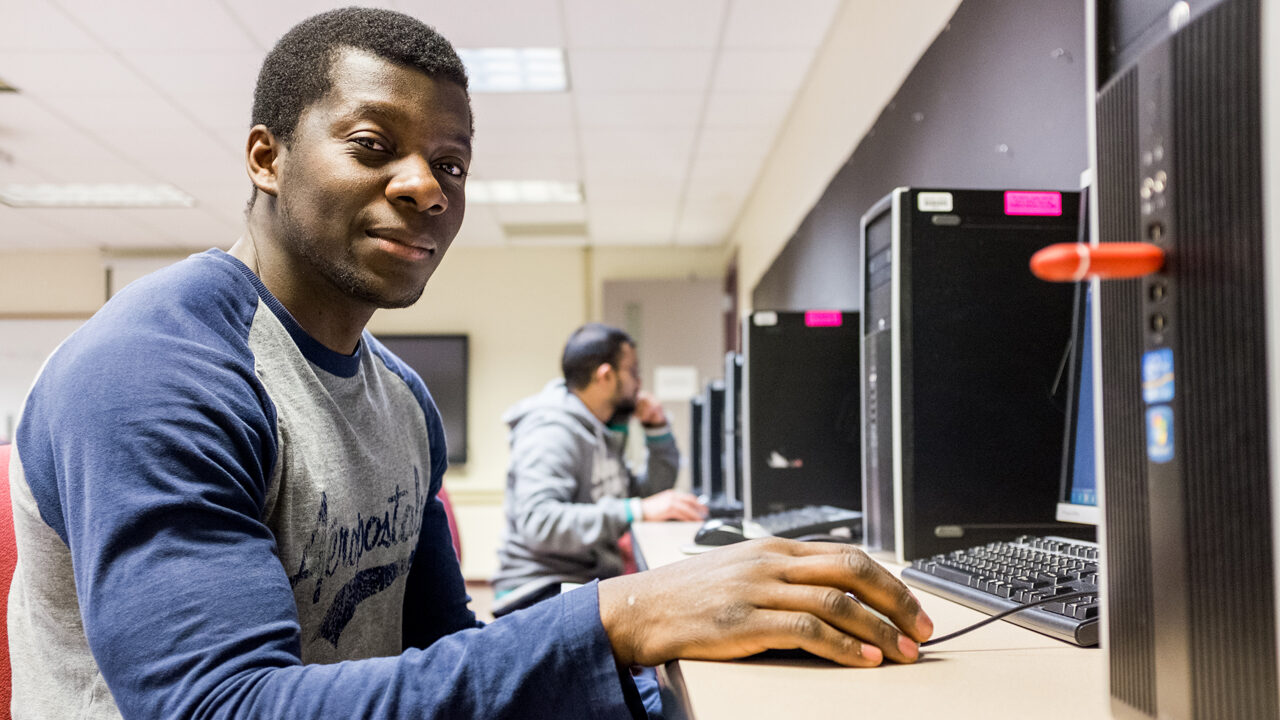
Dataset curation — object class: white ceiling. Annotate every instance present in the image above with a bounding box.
[0,0,843,252]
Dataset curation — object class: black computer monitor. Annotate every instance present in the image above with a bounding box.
[722,352,744,503]
[1056,280,1099,525]
[689,395,704,493]
[699,381,725,499]
[373,334,469,464]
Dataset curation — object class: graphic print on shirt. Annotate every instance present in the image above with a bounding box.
[287,467,427,647]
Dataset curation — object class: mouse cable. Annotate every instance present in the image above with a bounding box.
[919,590,1095,647]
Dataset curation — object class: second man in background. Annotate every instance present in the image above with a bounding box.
[493,323,706,616]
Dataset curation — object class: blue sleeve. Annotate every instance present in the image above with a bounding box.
[17,268,637,719]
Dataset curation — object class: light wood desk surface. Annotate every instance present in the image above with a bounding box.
[632,522,1110,720]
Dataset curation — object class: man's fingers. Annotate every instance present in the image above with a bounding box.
[771,543,933,642]
[747,609,884,667]
[757,584,919,663]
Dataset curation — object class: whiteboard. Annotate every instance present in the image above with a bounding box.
[0,319,86,442]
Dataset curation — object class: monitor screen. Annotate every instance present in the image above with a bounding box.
[1057,282,1099,524]
[373,334,469,465]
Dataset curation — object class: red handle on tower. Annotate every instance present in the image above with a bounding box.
[1030,242,1165,282]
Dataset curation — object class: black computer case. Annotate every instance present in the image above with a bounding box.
[1093,0,1279,717]
[741,310,861,519]
[699,381,725,500]
[860,187,1083,562]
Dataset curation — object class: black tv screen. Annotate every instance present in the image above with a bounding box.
[374,334,469,465]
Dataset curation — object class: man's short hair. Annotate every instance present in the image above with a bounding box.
[562,324,635,391]
[252,7,471,147]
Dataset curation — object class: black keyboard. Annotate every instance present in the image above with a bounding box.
[750,505,863,540]
[901,535,1100,647]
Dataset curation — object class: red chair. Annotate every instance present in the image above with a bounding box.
[437,485,461,564]
[0,443,15,717]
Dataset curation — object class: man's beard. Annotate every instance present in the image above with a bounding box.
[607,396,636,426]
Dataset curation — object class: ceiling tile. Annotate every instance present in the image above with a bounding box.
[0,51,155,98]
[124,207,240,249]
[712,49,816,93]
[467,153,579,183]
[14,207,160,247]
[407,0,564,48]
[123,51,263,101]
[582,180,681,209]
[563,0,726,49]
[580,128,696,180]
[472,127,577,157]
[574,93,704,129]
[588,202,677,244]
[702,92,793,128]
[55,0,259,52]
[569,49,715,93]
[0,1,101,52]
[491,203,587,226]
[471,93,574,129]
[722,0,842,49]
[0,205,74,244]
[218,1,382,50]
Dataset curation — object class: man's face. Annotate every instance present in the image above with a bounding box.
[608,343,641,421]
[270,48,472,310]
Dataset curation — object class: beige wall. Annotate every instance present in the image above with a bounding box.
[730,0,962,310]
[0,251,104,317]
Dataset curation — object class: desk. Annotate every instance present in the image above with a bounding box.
[632,522,1110,720]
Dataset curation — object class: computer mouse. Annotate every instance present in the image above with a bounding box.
[694,518,748,546]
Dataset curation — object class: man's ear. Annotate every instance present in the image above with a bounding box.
[246,124,284,198]
[594,363,615,386]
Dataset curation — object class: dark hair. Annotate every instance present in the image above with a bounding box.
[252,7,470,146]
[562,324,635,391]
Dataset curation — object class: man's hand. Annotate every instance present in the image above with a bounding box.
[597,538,933,667]
[634,392,667,428]
[640,489,707,522]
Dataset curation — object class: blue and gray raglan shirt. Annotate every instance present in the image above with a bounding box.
[7,249,639,719]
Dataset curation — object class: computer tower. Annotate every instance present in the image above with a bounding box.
[722,352,744,503]
[699,381,725,500]
[689,395,704,494]
[741,310,861,519]
[1091,0,1280,717]
[860,187,1084,562]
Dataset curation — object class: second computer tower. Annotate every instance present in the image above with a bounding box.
[741,310,862,519]
[860,186,1082,562]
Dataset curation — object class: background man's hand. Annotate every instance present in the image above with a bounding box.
[598,538,933,668]
[640,489,707,522]
[634,391,667,428]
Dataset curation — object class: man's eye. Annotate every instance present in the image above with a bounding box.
[352,137,388,152]
[437,162,467,178]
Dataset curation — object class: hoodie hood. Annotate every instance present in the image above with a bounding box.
[503,378,604,433]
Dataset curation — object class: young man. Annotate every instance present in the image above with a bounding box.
[7,8,932,719]
[492,323,706,615]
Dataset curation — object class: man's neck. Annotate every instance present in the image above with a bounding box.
[570,386,614,424]
[230,221,374,355]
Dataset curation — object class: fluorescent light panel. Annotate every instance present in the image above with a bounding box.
[0,183,196,208]
[468,180,582,204]
[458,48,567,93]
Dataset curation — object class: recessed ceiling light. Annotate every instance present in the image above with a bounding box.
[467,180,582,204]
[0,183,196,208]
[457,48,567,93]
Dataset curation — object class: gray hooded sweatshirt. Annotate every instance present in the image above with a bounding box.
[493,379,679,600]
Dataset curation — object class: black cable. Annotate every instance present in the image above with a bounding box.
[920,590,1095,647]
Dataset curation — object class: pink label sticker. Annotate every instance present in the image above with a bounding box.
[804,311,843,327]
[1004,190,1063,216]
